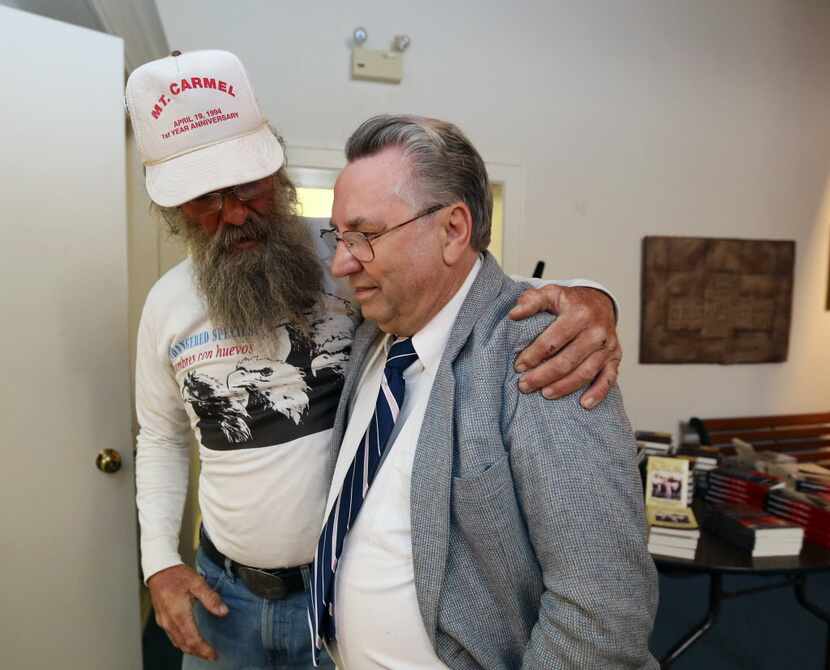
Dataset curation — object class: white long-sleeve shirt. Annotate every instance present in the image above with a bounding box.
[135,219,357,580]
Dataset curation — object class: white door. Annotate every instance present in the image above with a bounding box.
[0,7,141,669]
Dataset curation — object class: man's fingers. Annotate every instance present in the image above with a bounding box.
[192,580,229,617]
[154,610,189,656]
[509,285,561,321]
[172,578,223,658]
[509,288,547,320]
[509,282,622,402]
[171,609,217,661]
[519,349,578,394]
[514,314,586,373]
[159,591,216,661]
[518,321,609,391]
[576,355,620,409]
[527,348,608,400]
[148,565,221,661]
[535,342,620,407]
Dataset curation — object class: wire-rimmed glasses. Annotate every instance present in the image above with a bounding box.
[320,203,447,262]
[184,176,273,216]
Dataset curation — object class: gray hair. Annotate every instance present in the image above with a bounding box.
[345,115,492,251]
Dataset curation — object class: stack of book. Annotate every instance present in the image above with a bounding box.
[676,455,717,503]
[766,487,830,550]
[635,430,673,458]
[692,455,719,475]
[644,456,699,559]
[704,502,804,557]
[691,455,719,496]
[797,478,830,495]
[647,505,700,559]
[704,466,785,509]
[794,464,830,496]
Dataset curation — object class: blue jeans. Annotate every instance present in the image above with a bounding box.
[183,547,335,670]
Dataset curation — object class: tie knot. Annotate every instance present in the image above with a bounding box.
[386,337,418,372]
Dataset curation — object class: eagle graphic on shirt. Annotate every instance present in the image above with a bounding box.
[179,293,356,450]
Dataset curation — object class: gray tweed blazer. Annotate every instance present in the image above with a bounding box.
[328,253,659,669]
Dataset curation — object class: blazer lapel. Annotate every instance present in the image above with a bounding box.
[410,253,507,642]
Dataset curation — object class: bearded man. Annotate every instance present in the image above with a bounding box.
[128,50,623,669]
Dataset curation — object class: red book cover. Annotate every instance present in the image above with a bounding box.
[706,482,766,507]
[703,502,803,550]
[765,501,830,536]
[706,490,754,508]
[768,490,830,523]
[708,468,784,498]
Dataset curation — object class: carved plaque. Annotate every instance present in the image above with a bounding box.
[640,236,794,364]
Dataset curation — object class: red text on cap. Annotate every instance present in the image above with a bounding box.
[151,76,237,120]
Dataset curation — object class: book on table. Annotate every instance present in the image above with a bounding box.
[647,503,699,559]
[647,539,697,560]
[704,466,785,508]
[636,430,672,445]
[704,502,804,557]
[635,430,674,457]
[645,456,691,509]
[766,488,830,549]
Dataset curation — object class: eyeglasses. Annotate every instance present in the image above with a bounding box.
[320,203,447,263]
[184,176,273,216]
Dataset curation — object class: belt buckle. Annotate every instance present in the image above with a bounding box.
[237,566,291,600]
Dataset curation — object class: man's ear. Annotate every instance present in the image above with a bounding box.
[441,202,473,265]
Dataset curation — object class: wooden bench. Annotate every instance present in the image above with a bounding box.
[679,412,830,463]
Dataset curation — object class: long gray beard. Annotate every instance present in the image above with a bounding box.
[186,212,324,346]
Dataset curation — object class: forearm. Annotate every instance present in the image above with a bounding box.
[134,309,193,582]
[136,426,191,582]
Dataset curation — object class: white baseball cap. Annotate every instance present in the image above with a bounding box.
[126,49,284,207]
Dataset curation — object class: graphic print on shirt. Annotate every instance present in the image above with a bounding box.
[174,293,357,451]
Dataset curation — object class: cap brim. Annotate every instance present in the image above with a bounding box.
[145,125,285,207]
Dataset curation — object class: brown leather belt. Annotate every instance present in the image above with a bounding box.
[199,527,305,600]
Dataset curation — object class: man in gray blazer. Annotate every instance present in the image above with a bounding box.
[310,114,658,669]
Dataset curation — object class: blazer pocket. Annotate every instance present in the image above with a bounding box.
[452,451,512,503]
[451,452,516,537]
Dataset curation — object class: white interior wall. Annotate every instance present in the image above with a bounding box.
[155,0,830,435]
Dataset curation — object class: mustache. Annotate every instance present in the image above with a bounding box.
[211,215,270,253]
[186,208,324,342]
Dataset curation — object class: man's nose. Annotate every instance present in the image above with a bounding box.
[330,240,362,278]
[219,195,248,227]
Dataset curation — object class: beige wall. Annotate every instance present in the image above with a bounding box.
[155,0,830,436]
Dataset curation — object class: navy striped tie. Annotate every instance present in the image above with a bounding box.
[308,337,419,663]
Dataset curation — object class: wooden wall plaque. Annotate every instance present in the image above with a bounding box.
[640,236,794,364]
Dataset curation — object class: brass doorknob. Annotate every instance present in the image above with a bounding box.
[96,449,122,474]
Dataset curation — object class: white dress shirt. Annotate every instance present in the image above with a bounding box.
[329,258,482,669]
